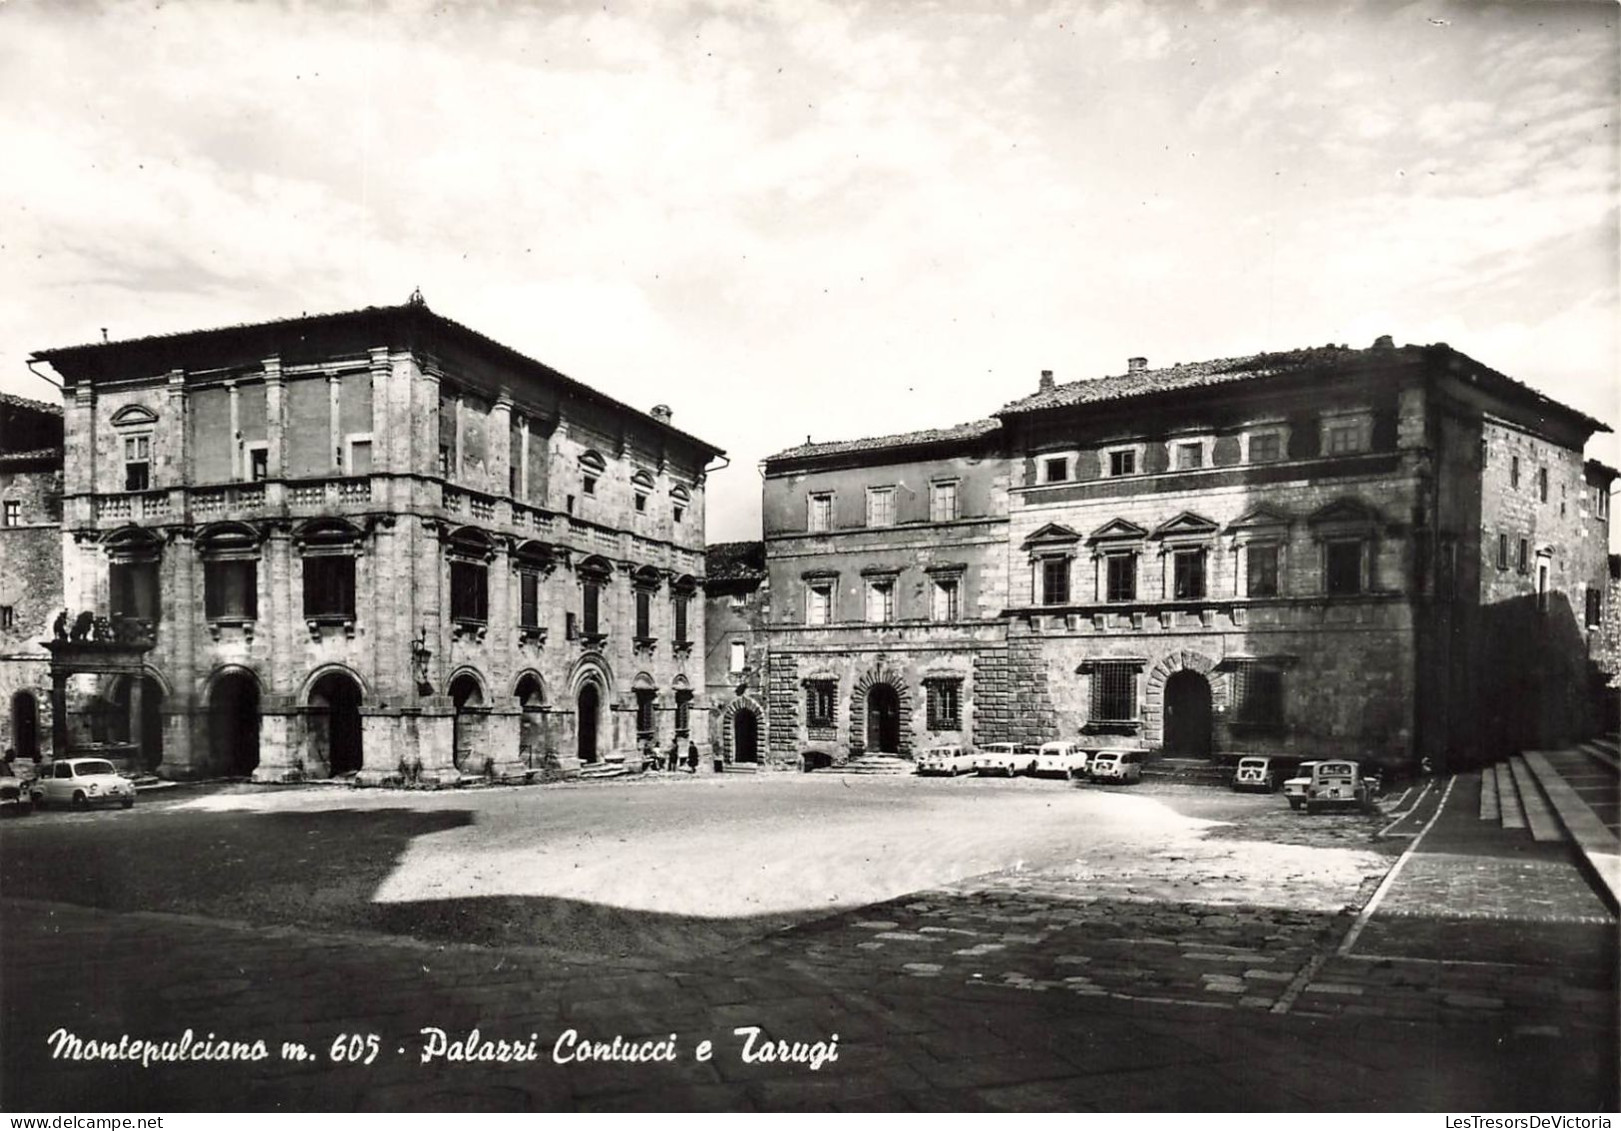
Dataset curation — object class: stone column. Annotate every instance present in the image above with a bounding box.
[163,369,187,491]
[226,378,241,481]
[368,348,390,477]
[490,391,513,500]
[518,415,530,502]
[327,373,342,474]
[262,357,285,477]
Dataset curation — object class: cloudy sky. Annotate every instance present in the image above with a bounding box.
[2,0,1615,543]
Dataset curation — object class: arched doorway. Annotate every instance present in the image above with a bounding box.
[733,708,759,763]
[309,671,363,777]
[1163,670,1213,758]
[577,681,601,763]
[110,675,166,772]
[208,670,260,776]
[449,672,484,772]
[11,691,39,758]
[515,673,546,768]
[867,684,901,754]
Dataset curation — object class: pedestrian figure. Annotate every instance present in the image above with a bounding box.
[666,738,680,773]
[686,741,699,774]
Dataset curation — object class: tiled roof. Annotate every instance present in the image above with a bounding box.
[705,540,766,582]
[998,345,1397,415]
[0,391,63,416]
[767,418,1000,463]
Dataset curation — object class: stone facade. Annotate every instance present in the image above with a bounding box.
[702,540,771,766]
[740,342,1615,774]
[0,394,65,762]
[32,299,722,783]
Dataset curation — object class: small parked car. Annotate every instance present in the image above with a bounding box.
[1087,748,1144,784]
[1,762,35,815]
[1284,759,1366,812]
[917,744,976,776]
[1231,756,1279,792]
[30,758,136,811]
[1034,741,1088,779]
[974,742,1039,777]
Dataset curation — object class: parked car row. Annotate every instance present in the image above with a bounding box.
[1233,755,1383,812]
[0,758,138,814]
[916,742,1144,784]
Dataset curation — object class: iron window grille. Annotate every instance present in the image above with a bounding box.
[1090,662,1137,723]
[926,679,963,730]
[806,682,836,728]
[1232,662,1284,726]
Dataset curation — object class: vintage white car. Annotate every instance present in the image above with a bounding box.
[917,744,976,776]
[974,742,1040,777]
[1283,759,1365,812]
[1087,748,1144,784]
[1033,741,1088,778]
[30,758,136,811]
[1,762,35,815]
[1231,755,1280,792]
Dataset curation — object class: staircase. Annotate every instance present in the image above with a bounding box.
[1480,736,1620,909]
[822,754,916,777]
[1140,757,1231,787]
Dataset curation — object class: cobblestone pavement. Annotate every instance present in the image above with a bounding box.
[2,772,1615,1110]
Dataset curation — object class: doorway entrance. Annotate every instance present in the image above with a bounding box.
[733,708,759,763]
[110,675,166,772]
[1163,670,1213,758]
[449,673,484,772]
[208,670,260,776]
[577,681,601,763]
[866,684,900,754]
[11,691,39,758]
[309,671,363,777]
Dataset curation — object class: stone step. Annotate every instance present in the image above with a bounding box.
[1523,750,1621,911]
[1479,764,1500,823]
[1509,754,1566,843]
[1496,762,1527,831]
[825,755,915,776]
[1577,740,1620,774]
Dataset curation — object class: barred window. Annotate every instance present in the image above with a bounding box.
[1233,663,1284,726]
[926,680,962,730]
[806,682,836,728]
[1090,662,1136,722]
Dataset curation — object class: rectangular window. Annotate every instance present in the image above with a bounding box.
[581,474,597,497]
[1249,432,1282,463]
[1536,562,1549,613]
[1517,538,1529,574]
[1233,662,1284,726]
[673,595,689,644]
[110,561,161,622]
[806,682,836,728]
[729,592,749,611]
[1175,442,1203,471]
[673,504,685,524]
[930,481,958,522]
[1041,557,1070,605]
[865,487,895,528]
[1537,467,1549,503]
[1108,450,1136,477]
[1173,548,1207,600]
[302,556,355,618]
[1325,422,1365,455]
[931,577,961,622]
[204,559,257,620]
[509,466,519,497]
[1105,554,1135,602]
[1246,544,1280,597]
[439,444,451,478]
[634,493,647,513]
[866,579,895,623]
[1,501,17,526]
[1090,662,1137,722]
[347,437,372,476]
[519,572,540,629]
[248,447,269,482]
[450,560,488,622]
[807,583,833,625]
[1325,540,1363,595]
[926,680,962,730]
[1587,586,1604,628]
[808,492,832,533]
[730,639,747,673]
[1511,456,1521,488]
[1497,533,1509,571]
[0,606,12,629]
[1044,457,1069,483]
[123,434,151,492]
[635,589,652,639]
[582,581,601,636]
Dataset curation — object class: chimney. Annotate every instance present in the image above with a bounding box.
[1038,369,1055,393]
[650,404,672,423]
[1372,334,1395,350]
[1128,357,1147,373]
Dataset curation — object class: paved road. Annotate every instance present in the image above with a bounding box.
[1,772,1614,1110]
